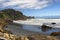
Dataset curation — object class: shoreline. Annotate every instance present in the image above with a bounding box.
[4,23,41,36]
[3,23,60,40]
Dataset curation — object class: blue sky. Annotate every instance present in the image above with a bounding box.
[0,0,60,17]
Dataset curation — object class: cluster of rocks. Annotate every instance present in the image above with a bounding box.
[41,22,56,32]
[41,23,60,36]
[0,32,30,40]
[0,32,60,40]
[41,24,52,32]
[41,22,56,30]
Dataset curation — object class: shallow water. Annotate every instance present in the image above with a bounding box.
[5,23,60,35]
[22,24,60,35]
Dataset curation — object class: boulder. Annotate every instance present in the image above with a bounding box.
[51,22,56,25]
[41,25,52,32]
[50,32,60,36]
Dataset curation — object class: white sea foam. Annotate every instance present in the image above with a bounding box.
[13,19,60,28]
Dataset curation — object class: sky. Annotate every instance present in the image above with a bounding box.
[0,0,60,17]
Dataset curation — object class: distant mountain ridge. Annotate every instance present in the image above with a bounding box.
[42,16,60,19]
[35,16,60,19]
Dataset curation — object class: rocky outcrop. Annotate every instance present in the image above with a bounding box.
[41,25,52,32]
[0,32,29,40]
[50,32,60,36]
[0,19,8,32]
[0,32,60,40]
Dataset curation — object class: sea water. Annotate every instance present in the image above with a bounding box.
[22,24,60,35]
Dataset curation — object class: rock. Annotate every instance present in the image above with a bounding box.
[0,19,8,32]
[0,31,60,40]
[0,39,4,40]
[4,33,11,40]
[51,22,56,25]
[3,30,12,34]
[41,25,52,32]
[27,36,35,40]
[50,32,60,36]
[47,36,58,40]
[0,32,4,36]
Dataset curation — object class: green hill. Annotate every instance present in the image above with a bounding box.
[0,9,28,20]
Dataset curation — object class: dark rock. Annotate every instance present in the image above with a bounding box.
[50,32,60,36]
[3,30,12,34]
[41,25,52,32]
[51,23,56,25]
[0,39,4,40]
[27,36,35,40]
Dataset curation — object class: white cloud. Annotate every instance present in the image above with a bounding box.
[0,0,58,9]
[0,0,4,2]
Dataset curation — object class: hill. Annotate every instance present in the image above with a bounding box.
[0,9,29,20]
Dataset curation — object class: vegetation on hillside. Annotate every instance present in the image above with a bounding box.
[0,9,25,20]
[0,9,34,20]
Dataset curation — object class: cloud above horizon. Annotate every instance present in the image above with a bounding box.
[0,0,60,9]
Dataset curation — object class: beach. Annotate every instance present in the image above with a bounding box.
[4,23,41,36]
[4,23,60,40]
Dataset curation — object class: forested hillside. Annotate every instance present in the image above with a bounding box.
[0,9,28,20]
